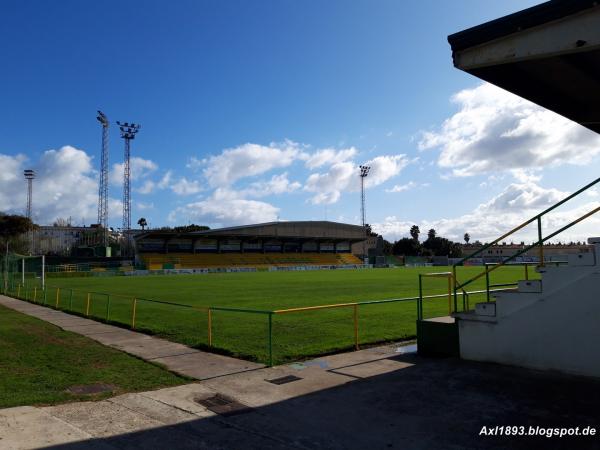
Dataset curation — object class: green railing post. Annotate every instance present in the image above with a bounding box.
[268,312,273,367]
[537,216,544,267]
[106,294,111,321]
[485,266,490,302]
[69,289,73,310]
[417,274,423,320]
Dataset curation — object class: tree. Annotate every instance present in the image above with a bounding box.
[53,217,71,227]
[409,225,420,241]
[137,217,148,230]
[464,233,470,244]
[365,224,378,237]
[393,238,421,256]
[0,214,34,291]
[427,228,436,240]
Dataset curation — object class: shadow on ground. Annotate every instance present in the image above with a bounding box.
[44,353,600,450]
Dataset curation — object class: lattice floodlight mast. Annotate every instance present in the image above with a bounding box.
[24,169,35,254]
[116,121,140,256]
[96,110,109,247]
[359,165,370,263]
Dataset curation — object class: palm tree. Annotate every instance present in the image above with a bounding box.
[464,232,470,244]
[137,217,148,230]
[427,228,436,240]
[409,225,420,241]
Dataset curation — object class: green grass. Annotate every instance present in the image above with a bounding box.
[15,265,535,365]
[0,304,187,408]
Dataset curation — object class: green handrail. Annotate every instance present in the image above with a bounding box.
[454,202,600,305]
[454,175,600,266]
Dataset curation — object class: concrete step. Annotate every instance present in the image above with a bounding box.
[518,279,541,293]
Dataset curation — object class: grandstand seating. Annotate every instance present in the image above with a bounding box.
[141,252,363,270]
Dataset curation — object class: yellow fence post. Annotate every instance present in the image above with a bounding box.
[353,304,359,351]
[86,293,91,316]
[55,287,60,308]
[33,287,37,302]
[131,298,137,328]
[524,264,529,280]
[208,308,212,347]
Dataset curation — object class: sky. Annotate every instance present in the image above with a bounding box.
[2,0,600,244]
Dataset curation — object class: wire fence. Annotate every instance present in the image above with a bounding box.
[0,276,485,366]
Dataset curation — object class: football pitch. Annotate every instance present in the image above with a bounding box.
[38,266,533,364]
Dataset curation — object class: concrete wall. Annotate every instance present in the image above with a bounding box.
[459,270,600,377]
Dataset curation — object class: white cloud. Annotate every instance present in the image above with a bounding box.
[242,173,301,198]
[170,177,202,195]
[305,161,356,205]
[157,171,172,189]
[386,181,417,193]
[419,83,600,177]
[303,147,357,169]
[372,181,598,243]
[304,154,410,204]
[203,140,303,187]
[136,201,154,211]
[110,157,158,185]
[0,146,98,225]
[169,188,279,226]
[136,180,156,194]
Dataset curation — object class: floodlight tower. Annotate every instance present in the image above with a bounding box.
[24,169,35,254]
[117,120,141,255]
[96,110,109,247]
[359,165,370,263]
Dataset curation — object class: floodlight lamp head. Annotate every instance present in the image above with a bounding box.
[359,165,370,177]
[24,169,35,179]
[96,110,109,126]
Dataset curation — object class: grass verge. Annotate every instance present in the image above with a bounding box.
[0,304,188,408]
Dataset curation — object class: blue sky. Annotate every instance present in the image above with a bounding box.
[2,0,600,243]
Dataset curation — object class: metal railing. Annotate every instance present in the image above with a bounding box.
[3,279,496,367]
[450,175,600,311]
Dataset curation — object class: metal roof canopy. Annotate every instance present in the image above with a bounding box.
[448,0,600,134]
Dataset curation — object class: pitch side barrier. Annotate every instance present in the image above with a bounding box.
[3,278,508,367]
[65,264,374,277]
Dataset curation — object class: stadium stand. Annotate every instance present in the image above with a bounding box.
[134,221,369,270]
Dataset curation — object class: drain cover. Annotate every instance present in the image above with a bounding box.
[266,375,302,385]
[195,394,253,416]
[66,384,116,395]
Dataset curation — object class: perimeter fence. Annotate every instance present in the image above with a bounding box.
[0,274,506,366]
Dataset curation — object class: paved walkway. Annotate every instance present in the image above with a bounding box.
[0,295,263,380]
[1,295,599,449]
[2,341,599,449]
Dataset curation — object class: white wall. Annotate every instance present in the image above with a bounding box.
[459,271,600,378]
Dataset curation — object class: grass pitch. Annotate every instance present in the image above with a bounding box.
[38,266,533,364]
[0,304,187,408]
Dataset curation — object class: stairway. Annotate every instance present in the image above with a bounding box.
[453,238,600,377]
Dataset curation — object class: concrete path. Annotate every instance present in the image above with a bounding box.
[0,295,263,380]
[2,341,599,449]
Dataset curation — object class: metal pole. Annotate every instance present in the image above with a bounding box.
[418,274,423,320]
[485,266,490,302]
[41,255,45,290]
[208,308,212,347]
[22,258,25,285]
[359,165,370,265]
[447,275,452,314]
[268,313,273,367]
[131,298,137,328]
[353,305,359,350]
[537,217,544,267]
